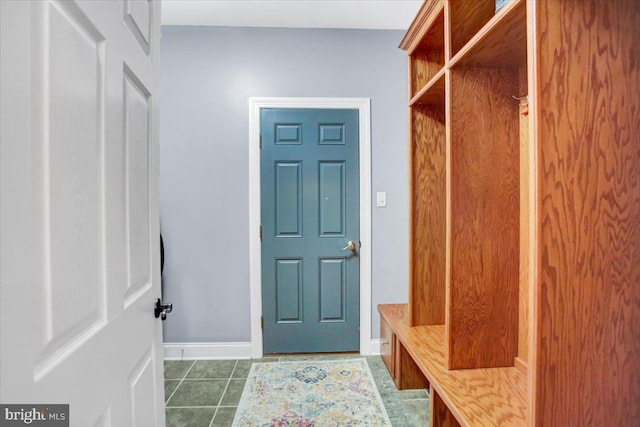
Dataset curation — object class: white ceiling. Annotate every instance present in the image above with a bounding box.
[161,0,424,30]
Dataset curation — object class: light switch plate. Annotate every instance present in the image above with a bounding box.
[376,191,387,207]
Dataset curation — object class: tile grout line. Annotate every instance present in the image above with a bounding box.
[166,357,418,425]
[165,360,197,405]
[208,360,239,427]
[165,405,219,409]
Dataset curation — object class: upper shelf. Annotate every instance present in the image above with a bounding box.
[410,68,445,107]
[450,0,526,68]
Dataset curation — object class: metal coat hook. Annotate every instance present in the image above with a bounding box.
[512,94,529,116]
[511,94,529,106]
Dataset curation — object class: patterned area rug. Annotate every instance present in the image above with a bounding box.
[232,358,392,426]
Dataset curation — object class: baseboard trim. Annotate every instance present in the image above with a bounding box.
[164,341,382,360]
[164,342,252,360]
[369,339,382,356]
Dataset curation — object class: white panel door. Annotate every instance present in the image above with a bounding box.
[0,1,164,426]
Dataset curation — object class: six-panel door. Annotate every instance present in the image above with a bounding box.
[260,108,360,353]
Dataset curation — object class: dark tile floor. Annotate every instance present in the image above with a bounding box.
[164,355,429,427]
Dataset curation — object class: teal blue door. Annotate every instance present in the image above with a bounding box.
[261,108,360,353]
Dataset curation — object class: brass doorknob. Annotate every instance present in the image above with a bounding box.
[342,240,357,251]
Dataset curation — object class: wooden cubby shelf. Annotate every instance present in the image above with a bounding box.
[449,0,518,58]
[409,5,445,96]
[409,69,445,107]
[386,0,640,426]
[449,0,526,68]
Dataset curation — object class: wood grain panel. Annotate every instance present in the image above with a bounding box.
[412,51,444,96]
[410,105,446,326]
[449,67,520,369]
[449,0,494,56]
[379,304,527,426]
[411,9,445,95]
[432,390,462,427]
[534,0,640,425]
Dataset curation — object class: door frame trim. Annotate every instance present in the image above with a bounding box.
[248,97,372,358]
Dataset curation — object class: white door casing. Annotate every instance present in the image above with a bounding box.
[0,1,164,426]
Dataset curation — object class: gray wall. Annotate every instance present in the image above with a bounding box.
[160,26,408,344]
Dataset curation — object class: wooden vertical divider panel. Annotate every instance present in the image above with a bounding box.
[517,65,529,370]
[448,66,520,370]
[533,0,640,425]
[410,104,447,327]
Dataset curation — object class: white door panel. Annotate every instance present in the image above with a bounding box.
[0,1,164,425]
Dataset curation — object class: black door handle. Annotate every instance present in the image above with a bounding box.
[154,298,173,320]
